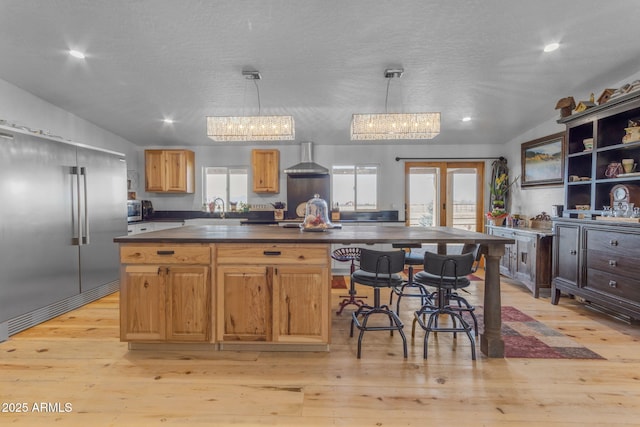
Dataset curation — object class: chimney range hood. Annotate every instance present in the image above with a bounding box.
[283,141,329,175]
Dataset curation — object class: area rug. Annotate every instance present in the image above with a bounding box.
[331,276,347,289]
[474,306,605,359]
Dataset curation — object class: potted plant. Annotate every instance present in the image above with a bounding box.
[486,207,508,226]
[271,201,286,220]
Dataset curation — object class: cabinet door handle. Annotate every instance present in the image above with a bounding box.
[609,240,619,246]
[263,251,282,256]
[609,260,618,267]
[569,249,577,255]
[608,280,617,288]
[157,250,175,255]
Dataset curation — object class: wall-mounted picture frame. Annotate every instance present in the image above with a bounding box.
[521,132,565,187]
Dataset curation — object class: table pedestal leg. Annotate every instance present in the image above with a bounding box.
[480,245,505,358]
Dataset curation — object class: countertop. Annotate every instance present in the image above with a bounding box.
[115,224,515,245]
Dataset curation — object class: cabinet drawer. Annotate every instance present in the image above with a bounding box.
[217,244,328,265]
[585,229,640,258]
[586,268,640,303]
[587,250,640,279]
[121,244,211,264]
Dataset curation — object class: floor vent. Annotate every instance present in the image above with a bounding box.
[6,281,120,337]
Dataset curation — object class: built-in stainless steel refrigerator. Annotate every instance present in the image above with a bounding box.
[0,125,127,339]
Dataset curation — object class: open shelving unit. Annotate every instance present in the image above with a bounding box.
[560,91,640,217]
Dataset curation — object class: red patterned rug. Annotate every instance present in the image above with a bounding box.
[474,306,605,359]
[331,276,347,289]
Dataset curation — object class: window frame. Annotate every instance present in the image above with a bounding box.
[331,164,379,211]
[202,165,249,207]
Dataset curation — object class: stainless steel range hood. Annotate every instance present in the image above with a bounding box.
[283,141,328,175]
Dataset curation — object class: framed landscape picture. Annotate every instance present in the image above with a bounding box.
[521,132,565,187]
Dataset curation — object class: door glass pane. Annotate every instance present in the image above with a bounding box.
[408,167,440,227]
[447,167,478,232]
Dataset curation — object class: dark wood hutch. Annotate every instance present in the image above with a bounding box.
[552,91,640,321]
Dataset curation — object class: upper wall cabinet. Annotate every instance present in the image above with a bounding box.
[252,149,279,193]
[559,91,640,215]
[145,150,195,193]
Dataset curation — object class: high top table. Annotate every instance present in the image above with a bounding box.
[115,224,514,358]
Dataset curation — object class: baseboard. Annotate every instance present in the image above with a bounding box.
[5,281,120,337]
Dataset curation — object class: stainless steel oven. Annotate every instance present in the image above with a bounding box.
[127,200,142,222]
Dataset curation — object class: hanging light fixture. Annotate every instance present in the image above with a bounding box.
[207,70,295,142]
[350,68,440,140]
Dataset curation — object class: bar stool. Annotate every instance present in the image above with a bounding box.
[389,243,430,314]
[412,251,477,360]
[331,247,366,315]
[350,248,407,359]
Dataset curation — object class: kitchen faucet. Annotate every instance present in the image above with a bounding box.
[212,198,225,219]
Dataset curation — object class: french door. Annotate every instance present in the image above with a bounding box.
[405,162,485,231]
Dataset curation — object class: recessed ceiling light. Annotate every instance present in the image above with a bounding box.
[68,49,86,59]
[163,119,174,124]
[543,43,559,53]
[462,117,471,122]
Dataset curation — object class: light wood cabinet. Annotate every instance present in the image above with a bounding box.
[216,243,330,345]
[120,244,211,342]
[145,149,195,193]
[251,149,279,193]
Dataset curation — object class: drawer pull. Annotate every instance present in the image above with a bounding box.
[569,250,577,255]
[608,280,617,288]
[156,250,175,255]
[609,240,619,246]
[609,260,618,267]
[263,251,282,256]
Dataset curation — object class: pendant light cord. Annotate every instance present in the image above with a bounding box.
[253,79,261,116]
[385,78,391,114]
[241,78,262,116]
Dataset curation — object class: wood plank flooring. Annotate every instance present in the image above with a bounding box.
[1,271,640,426]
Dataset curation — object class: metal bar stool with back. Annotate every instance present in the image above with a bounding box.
[350,248,408,359]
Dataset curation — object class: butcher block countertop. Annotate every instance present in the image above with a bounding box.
[114,224,514,245]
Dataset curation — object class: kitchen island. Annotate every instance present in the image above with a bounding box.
[114,224,514,357]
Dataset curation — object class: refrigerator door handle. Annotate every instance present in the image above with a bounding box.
[70,166,81,246]
[80,167,90,245]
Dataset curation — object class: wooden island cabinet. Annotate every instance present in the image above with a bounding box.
[115,224,514,357]
[119,243,211,342]
[216,243,330,348]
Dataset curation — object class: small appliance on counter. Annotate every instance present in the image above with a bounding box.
[141,200,154,220]
[127,200,142,223]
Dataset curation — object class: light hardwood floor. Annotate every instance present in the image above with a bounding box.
[1,271,639,426]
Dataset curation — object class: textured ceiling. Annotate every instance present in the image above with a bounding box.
[1,0,640,147]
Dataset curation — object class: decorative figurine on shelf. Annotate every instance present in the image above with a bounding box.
[555,96,576,118]
[574,93,596,113]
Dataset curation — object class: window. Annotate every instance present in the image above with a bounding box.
[203,167,248,209]
[332,165,378,211]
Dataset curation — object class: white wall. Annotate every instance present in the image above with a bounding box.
[137,142,506,219]
[0,78,140,165]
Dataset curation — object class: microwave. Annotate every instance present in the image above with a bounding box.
[127,200,142,222]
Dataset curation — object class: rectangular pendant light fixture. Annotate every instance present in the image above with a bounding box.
[350,68,440,140]
[207,70,295,142]
[350,112,440,140]
[206,115,294,141]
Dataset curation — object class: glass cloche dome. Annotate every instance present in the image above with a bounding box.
[301,194,333,231]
